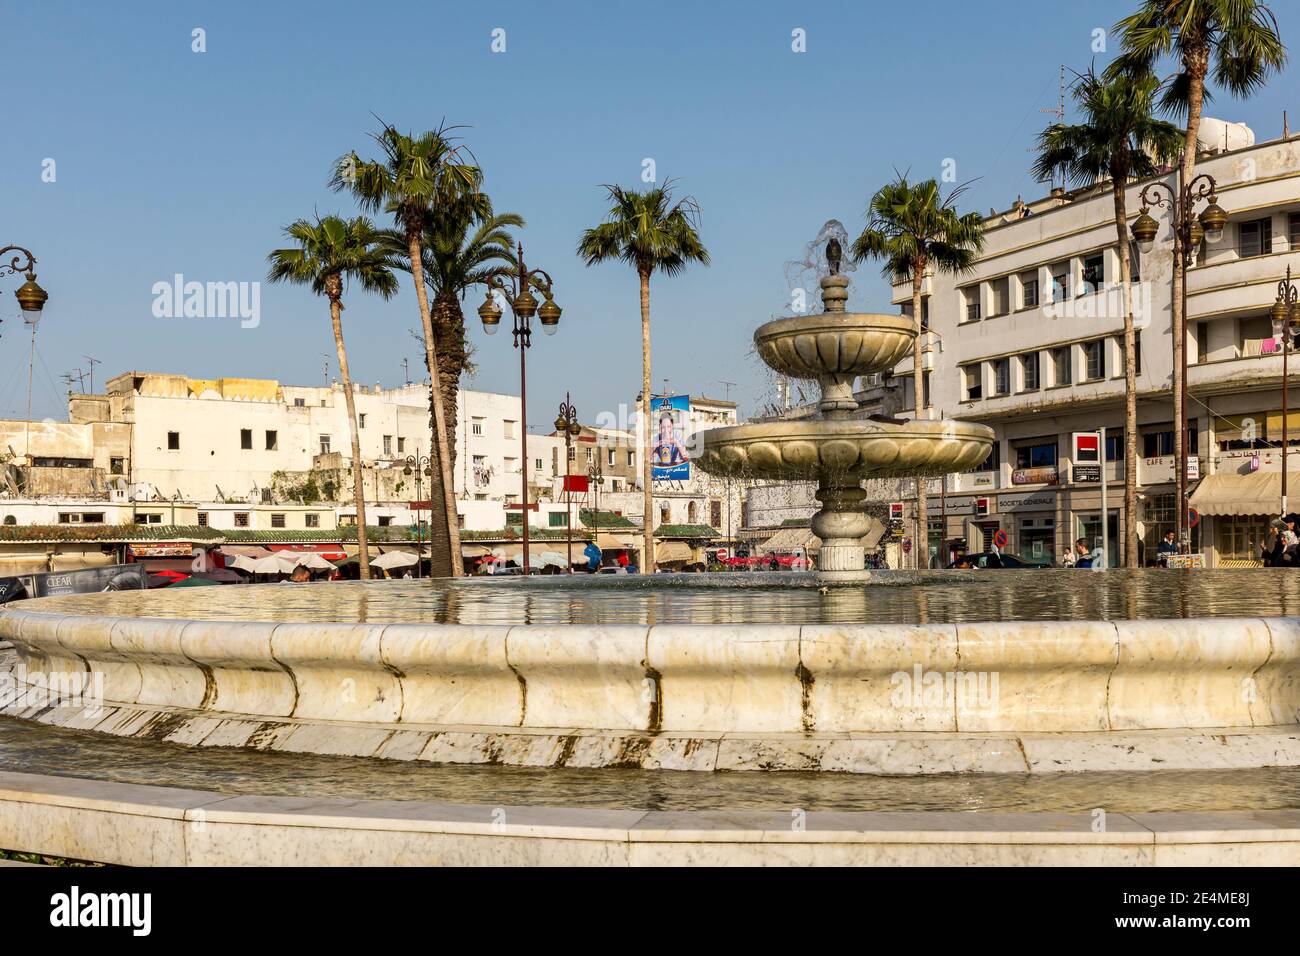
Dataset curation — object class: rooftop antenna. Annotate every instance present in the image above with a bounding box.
[718,380,737,401]
[1040,64,1066,191]
[322,353,330,386]
[83,355,100,393]
[61,372,78,394]
[401,357,410,385]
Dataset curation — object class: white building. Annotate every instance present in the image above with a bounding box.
[881,123,1300,567]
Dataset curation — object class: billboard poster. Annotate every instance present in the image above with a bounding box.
[651,395,691,481]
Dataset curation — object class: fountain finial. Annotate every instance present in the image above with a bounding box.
[826,237,842,276]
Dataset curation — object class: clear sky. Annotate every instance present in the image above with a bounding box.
[3,0,1297,427]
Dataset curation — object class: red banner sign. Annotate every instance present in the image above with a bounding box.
[563,475,589,493]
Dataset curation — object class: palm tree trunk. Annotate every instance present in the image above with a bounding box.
[329,293,370,580]
[640,270,654,572]
[1114,177,1140,569]
[405,224,461,577]
[432,291,467,475]
[912,269,928,570]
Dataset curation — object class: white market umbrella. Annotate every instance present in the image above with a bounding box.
[537,550,569,569]
[225,554,260,573]
[289,552,336,571]
[249,554,299,575]
[370,550,419,570]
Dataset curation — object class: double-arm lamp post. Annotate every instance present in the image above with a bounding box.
[587,462,605,564]
[1130,174,1227,552]
[554,394,581,573]
[403,452,433,578]
[477,244,562,574]
[1274,267,1300,516]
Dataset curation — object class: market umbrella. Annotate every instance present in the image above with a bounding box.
[537,550,569,569]
[192,569,245,583]
[249,554,298,575]
[224,554,261,573]
[369,550,419,570]
[288,552,336,571]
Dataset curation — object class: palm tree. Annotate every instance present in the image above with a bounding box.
[333,122,481,577]
[1108,1,1286,548]
[851,175,984,569]
[267,215,399,579]
[1033,68,1184,569]
[383,200,523,471]
[578,182,709,570]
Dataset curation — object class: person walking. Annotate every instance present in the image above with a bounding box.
[1156,530,1178,567]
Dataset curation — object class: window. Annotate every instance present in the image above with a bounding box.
[567,445,576,462]
[922,370,932,407]
[503,420,517,439]
[1015,440,1057,469]
[471,418,484,436]
[992,358,1010,396]
[358,413,366,429]
[1290,213,1300,249]
[305,513,320,528]
[1129,242,1142,283]
[197,512,208,527]
[989,277,1009,317]
[548,511,568,528]
[234,512,250,527]
[1142,430,1175,457]
[627,451,635,467]
[271,513,286,528]
[607,449,615,466]
[1239,218,1273,257]
[397,437,405,453]
[962,365,982,401]
[319,435,331,455]
[902,298,930,327]
[137,513,162,524]
[265,430,278,451]
[383,435,392,455]
[1081,253,1104,292]
[1104,431,1124,462]
[240,429,253,450]
[1021,274,1039,309]
[81,513,104,524]
[585,448,593,463]
[1050,264,1069,301]
[1135,332,1142,375]
[1084,339,1105,380]
[969,442,1001,473]
[1053,347,1072,386]
[710,499,722,527]
[534,457,543,471]
[659,504,670,524]
[962,286,981,322]
[58,513,78,524]
[293,398,305,407]
[1021,352,1039,391]
[505,457,519,474]
[378,515,393,527]
[110,457,124,475]
[2,516,12,525]
[167,431,180,450]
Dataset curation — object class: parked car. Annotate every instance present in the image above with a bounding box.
[947,552,1052,570]
[596,565,628,574]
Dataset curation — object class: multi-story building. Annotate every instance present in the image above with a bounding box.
[885,122,1300,567]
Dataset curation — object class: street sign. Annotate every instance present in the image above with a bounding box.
[993,529,1008,549]
[902,538,912,554]
[974,496,990,517]
[889,502,903,520]
[1187,456,1200,479]
[1072,432,1101,463]
[1188,507,1201,529]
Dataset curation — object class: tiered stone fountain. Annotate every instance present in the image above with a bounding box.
[696,244,995,579]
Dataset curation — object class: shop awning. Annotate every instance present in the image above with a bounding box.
[760,528,818,553]
[1188,472,1282,517]
[655,540,694,563]
[596,532,638,551]
[219,545,273,559]
[267,543,347,561]
[461,544,493,558]
[49,552,114,572]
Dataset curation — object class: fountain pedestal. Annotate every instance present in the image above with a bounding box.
[811,482,871,576]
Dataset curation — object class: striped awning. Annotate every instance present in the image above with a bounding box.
[654,540,694,563]
[760,527,818,553]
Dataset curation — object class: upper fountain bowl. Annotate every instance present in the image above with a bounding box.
[754,312,917,381]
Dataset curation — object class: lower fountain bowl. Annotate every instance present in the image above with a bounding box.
[695,418,995,481]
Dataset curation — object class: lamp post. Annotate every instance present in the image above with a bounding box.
[477,243,563,574]
[554,394,581,573]
[403,452,432,578]
[588,462,604,568]
[2,246,50,466]
[1273,266,1300,516]
[1131,172,1227,552]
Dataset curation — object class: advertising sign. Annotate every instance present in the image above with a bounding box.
[651,395,691,481]
[0,564,147,603]
[1011,466,1059,486]
[1073,464,1101,483]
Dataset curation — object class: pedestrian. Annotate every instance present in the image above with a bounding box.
[1073,538,1093,569]
[1060,546,1076,568]
[1262,521,1285,566]
[1157,530,1178,567]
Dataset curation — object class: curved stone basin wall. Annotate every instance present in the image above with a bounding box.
[3,606,1298,736]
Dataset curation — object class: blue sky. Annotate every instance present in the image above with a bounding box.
[4,0,1297,426]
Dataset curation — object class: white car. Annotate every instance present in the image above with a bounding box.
[596,565,628,574]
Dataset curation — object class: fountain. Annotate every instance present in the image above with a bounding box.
[696,239,993,577]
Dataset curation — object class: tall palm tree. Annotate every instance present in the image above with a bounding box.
[578,182,709,570]
[267,215,399,579]
[333,122,481,577]
[851,175,984,569]
[382,201,523,472]
[1033,68,1184,569]
[1109,0,1286,547]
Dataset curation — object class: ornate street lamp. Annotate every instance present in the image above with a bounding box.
[1130,173,1224,552]
[1,245,49,337]
[587,462,605,570]
[1274,266,1300,517]
[477,243,562,573]
[554,394,581,573]
[403,453,433,578]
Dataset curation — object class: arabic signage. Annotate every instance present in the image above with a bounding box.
[651,395,691,481]
[127,543,194,558]
[1073,464,1101,483]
